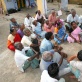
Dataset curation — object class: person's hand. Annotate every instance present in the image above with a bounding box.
[77,40,81,44]
[74,38,77,42]
[60,52,68,58]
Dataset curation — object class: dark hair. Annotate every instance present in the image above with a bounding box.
[45,32,53,40]
[48,63,59,78]
[10,28,15,34]
[35,10,38,14]
[77,50,82,61]
[57,22,62,26]
[71,21,76,25]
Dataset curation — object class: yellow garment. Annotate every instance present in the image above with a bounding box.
[54,27,58,34]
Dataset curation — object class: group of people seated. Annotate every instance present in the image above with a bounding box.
[7,9,82,82]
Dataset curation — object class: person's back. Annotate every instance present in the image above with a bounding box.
[69,50,82,82]
[40,38,53,54]
[40,63,65,82]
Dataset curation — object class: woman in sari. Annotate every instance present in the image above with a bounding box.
[67,21,82,43]
[7,28,21,51]
[54,22,68,44]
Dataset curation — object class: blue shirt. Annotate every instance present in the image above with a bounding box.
[34,22,42,35]
[40,38,54,54]
[40,59,53,71]
[10,22,19,29]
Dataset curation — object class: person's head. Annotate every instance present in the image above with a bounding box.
[77,50,82,61]
[19,23,25,30]
[56,16,60,21]
[23,28,31,36]
[26,14,31,19]
[10,18,16,23]
[42,51,53,62]
[33,20,37,26]
[57,22,62,29]
[45,32,54,40]
[48,63,59,78]
[37,10,41,15]
[71,9,76,17]
[14,42,24,51]
[51,10,56,16]
[45,20,49,25]
[10,28,17,35]
[71,21,77,29]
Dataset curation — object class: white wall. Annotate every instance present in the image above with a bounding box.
[4,0,15,10]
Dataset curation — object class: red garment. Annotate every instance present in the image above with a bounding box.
[7,33,21,51]
[8,44,15,51]
[14,33,22,43]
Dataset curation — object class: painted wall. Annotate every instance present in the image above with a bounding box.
[0,0,7,14]
[4,0,15,10]
[37,0,47,15]
[69,0,82,4]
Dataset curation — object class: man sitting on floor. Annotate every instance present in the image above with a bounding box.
[65,9,79,31]
[21,28,40,53]
[10,18,19,31]
[32,20,46,38]
[14,42,39,72]
[40,63,65,82]
[40,51,71,76]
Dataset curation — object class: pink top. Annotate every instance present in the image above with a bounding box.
[43,23,54,33]
[71,27,82,41]
[48,14,56,23]
[67,26,82,43]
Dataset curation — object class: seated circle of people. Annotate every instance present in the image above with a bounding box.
[6,8,82,82]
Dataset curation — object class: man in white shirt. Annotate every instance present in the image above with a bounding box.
[35,10,46,25]
[21,28,40,52]
[24,14,34,30]
[14,42,39,72]
[40,63,65,82]
[65,9,79,31]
